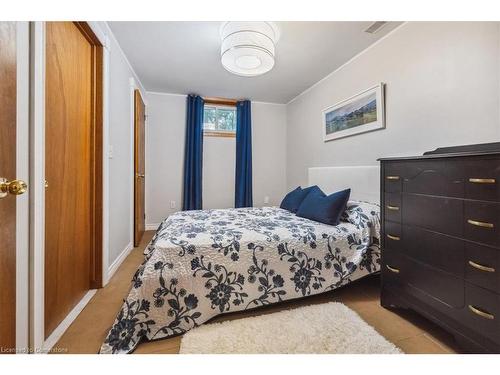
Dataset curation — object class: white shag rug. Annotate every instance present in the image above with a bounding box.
[179,302,402,354]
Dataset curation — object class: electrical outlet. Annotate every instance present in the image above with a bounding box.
[170,200,176,209]
[264,196,270,204]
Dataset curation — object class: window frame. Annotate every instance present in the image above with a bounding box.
[203,97,237,138]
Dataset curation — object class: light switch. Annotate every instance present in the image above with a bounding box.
[170,201,176,209]
[264,196,270,204]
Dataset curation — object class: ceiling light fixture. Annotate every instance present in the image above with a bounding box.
[220,21,280,77]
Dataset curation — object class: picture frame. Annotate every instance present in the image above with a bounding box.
[323,83,385,142]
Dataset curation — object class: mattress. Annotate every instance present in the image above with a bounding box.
[100,203,380,354]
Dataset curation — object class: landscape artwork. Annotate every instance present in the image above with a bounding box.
[323,83,385,141]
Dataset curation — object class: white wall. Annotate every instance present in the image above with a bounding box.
[105,24,148,267]
[286,22,500,189]
[145,93,186,227]
[203,135,236,209]
[252,102,287,207]
[145,92,287,226]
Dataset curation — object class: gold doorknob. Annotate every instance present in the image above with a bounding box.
[0,178,28,198]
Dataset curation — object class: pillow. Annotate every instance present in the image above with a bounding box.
[296,188,351,226]
[280,187,301,212]
[341,200,380,229]
[280,185,321,213]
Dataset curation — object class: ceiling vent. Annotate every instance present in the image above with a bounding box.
[364,21,388,34]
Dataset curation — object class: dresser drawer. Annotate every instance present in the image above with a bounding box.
[383,163,404,193]
[404,256,465,310]
[462,283,500,345]
[403,225,464,277]
[382,250,464,310]
[403,160,464,198]
[384,221,401,251]
[382,250,405,287]
[384,193,401,223]
[464,158,500,202]
[464,201,500,247]
[403,194,463,237]
[466,242,500,292]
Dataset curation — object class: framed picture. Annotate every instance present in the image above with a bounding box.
[323,83,385,142]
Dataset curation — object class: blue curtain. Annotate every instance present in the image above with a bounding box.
[235,100,253,208]
[182,95,204,210]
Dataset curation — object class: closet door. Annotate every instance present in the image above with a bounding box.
[44,22,103,338]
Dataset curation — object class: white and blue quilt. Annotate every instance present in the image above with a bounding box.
[100,203,380,354]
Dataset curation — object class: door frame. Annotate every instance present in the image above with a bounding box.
[73,21,104,290]
[16,21,30,353]
[30,21,111,353]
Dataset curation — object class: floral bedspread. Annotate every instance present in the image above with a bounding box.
[100,204,380,354]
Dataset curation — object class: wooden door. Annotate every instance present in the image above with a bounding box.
[45,22,103,338]
[134,90,146,247]
[0,21,17,354]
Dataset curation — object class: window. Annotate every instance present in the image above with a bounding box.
[203,101,237,138]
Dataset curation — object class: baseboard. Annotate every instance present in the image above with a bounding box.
[106,241,134,284]
[43,289,97,353]
[145,223,160,231]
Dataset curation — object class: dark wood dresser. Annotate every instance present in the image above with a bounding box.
[379,142,500,353]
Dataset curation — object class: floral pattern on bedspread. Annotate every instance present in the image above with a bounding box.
[100,204,380,354]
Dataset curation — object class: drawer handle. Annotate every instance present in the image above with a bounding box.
[469,178,496,184]
[386,205,400,211]
[467,219,494,229]
[386,265,400,274]
[468,260,496,273]
[468,305,495,320]
[386,176,400,181]
[386,234,400,241]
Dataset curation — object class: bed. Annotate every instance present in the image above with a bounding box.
[100,166,381,354]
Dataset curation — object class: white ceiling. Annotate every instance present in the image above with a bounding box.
[109,21,402,104]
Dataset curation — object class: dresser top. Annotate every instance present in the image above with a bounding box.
[378,142,500,161]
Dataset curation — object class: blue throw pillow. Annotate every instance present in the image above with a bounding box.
[280,185,320,213]
[296,188,351,226]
